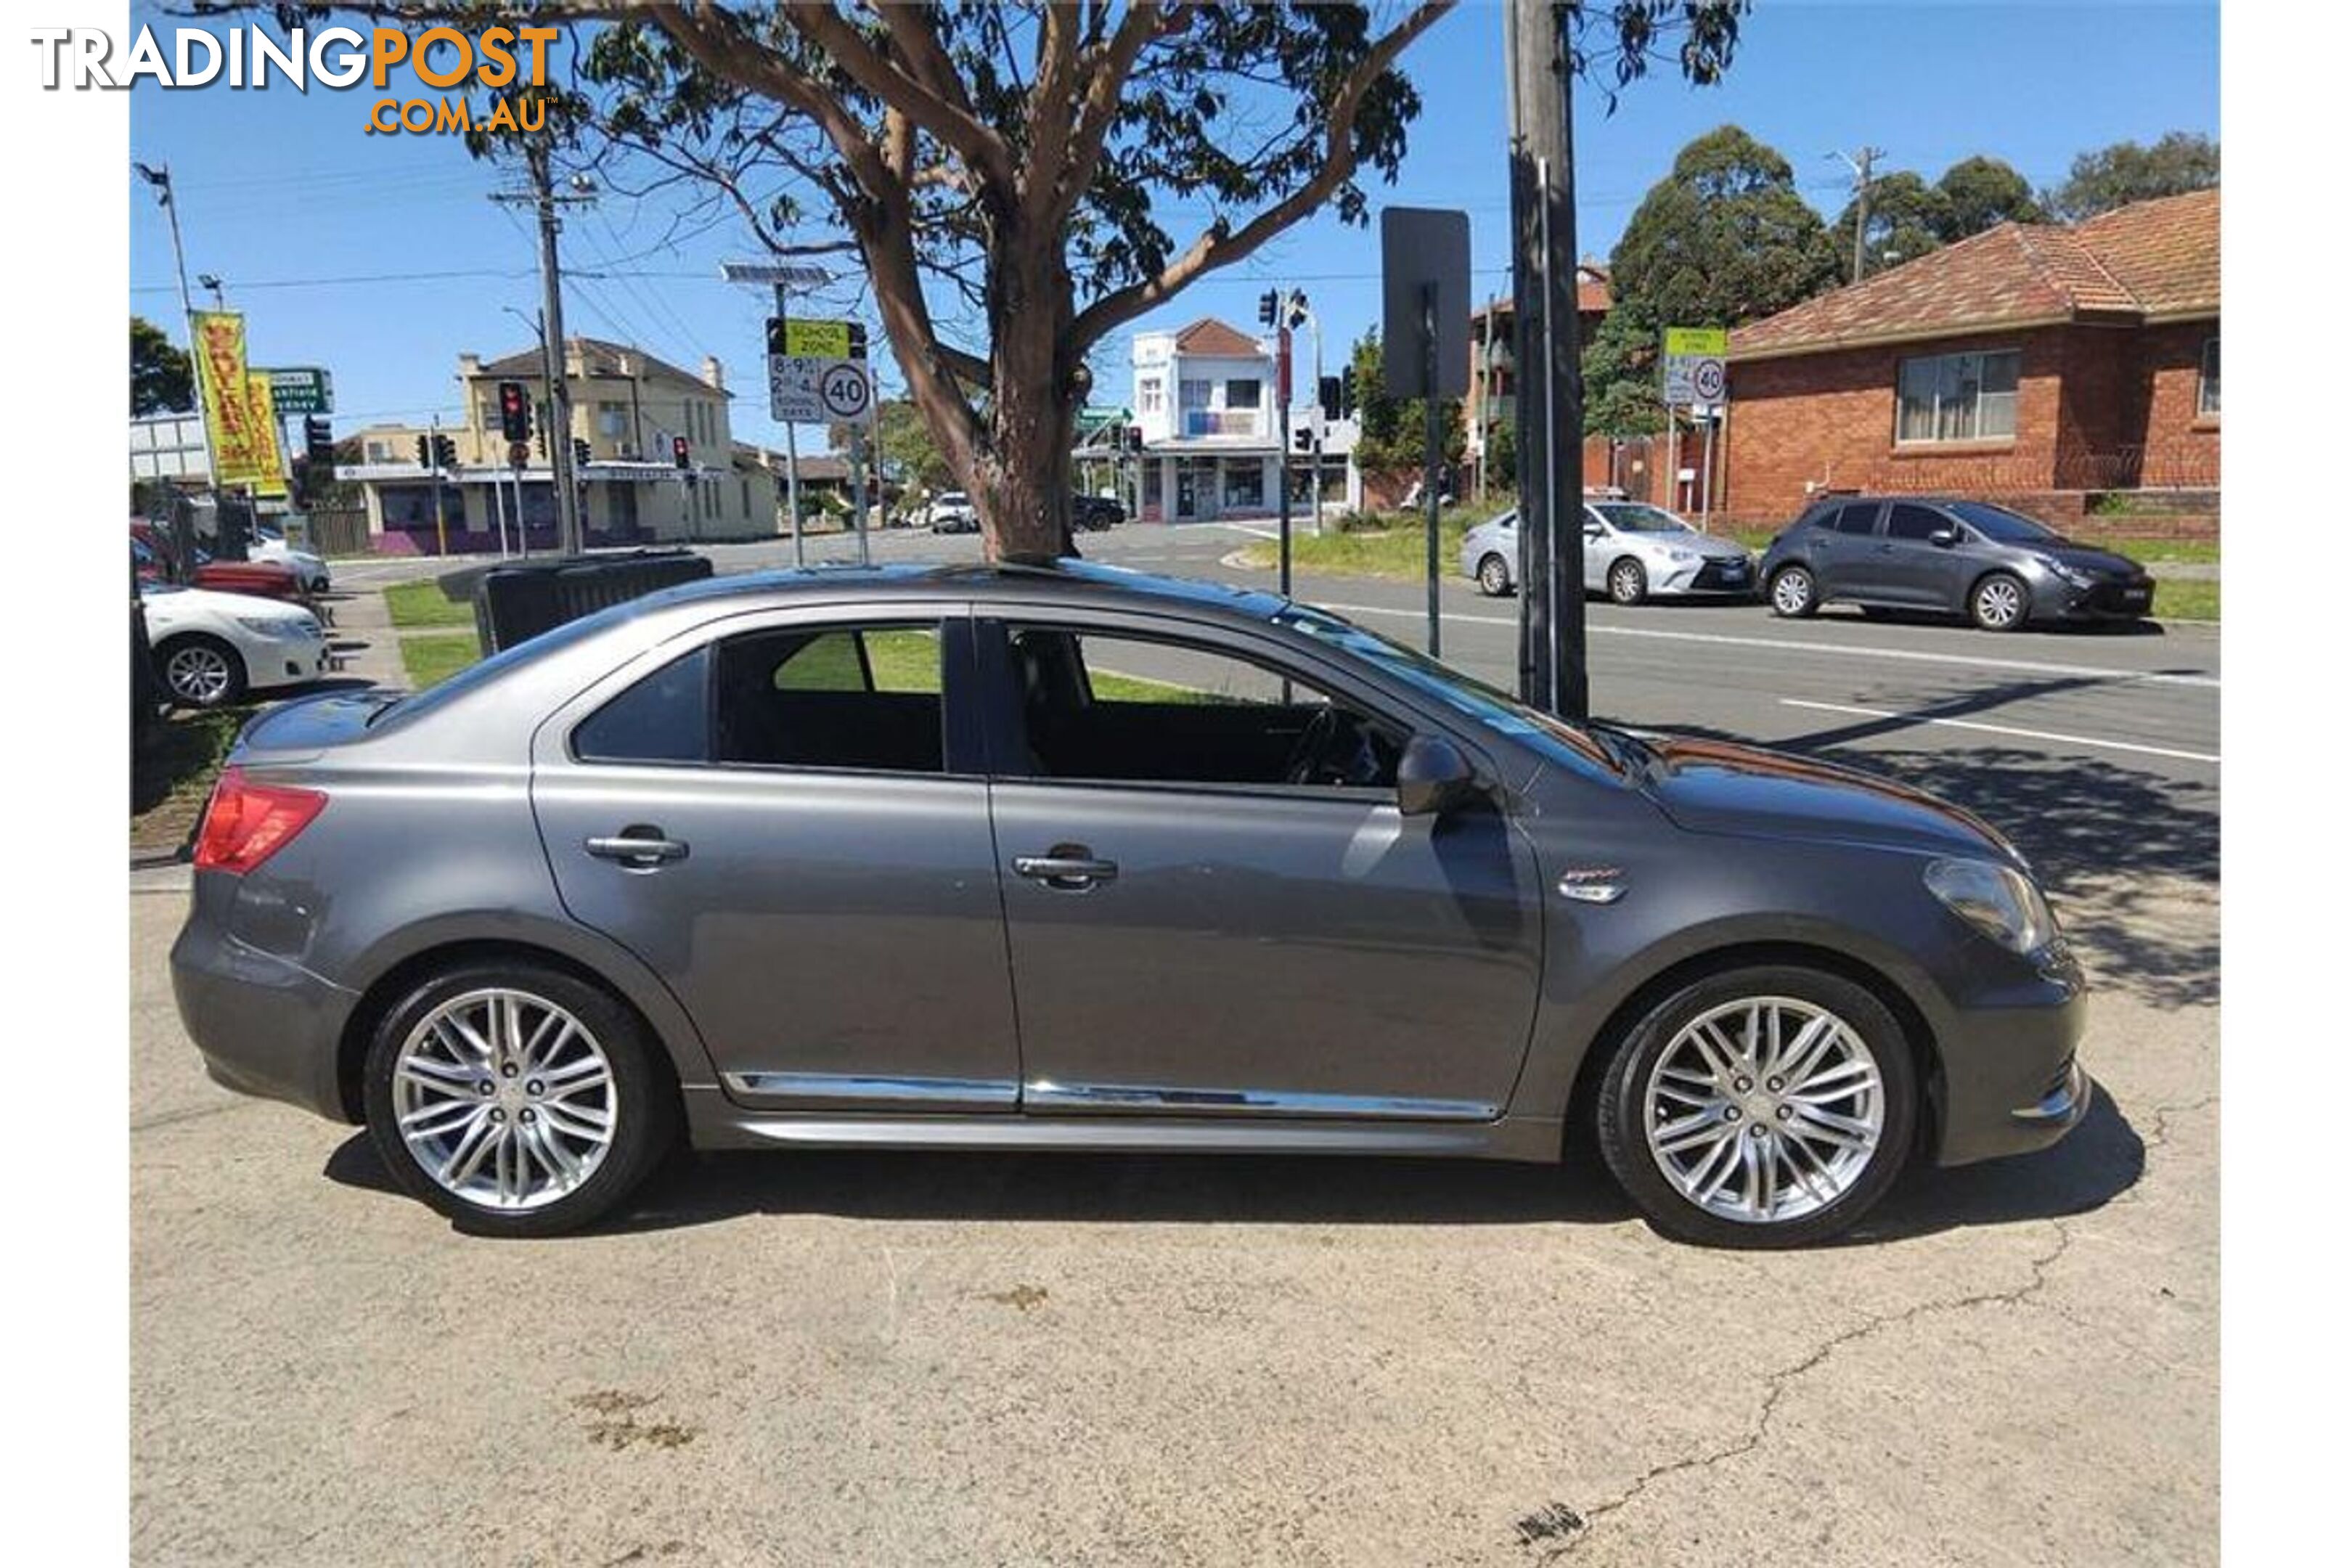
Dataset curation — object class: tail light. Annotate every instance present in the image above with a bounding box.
[193,766,327,875]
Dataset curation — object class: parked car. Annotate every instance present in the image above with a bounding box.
[250,525,332,593]
[131,520,309,606]
[924,491,979,533]
[141,579,331,708]
[1760,496,2156,632]
[173,563,2087,1246]
[1071,493,1125,532]
[1461,502,1757,603]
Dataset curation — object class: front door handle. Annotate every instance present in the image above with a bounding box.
[1013,845,1119,891]
[585,827,690,868]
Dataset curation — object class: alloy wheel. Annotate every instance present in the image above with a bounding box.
[391,987,617,1212]
[1609,560,1646,604]
[1641,995,1885,1225]
[1478,555,1511,596]
[1771,568,1814,616]
[1974,576,2025,630]
[165,642,234,706]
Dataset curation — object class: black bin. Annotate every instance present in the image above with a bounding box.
[471,550,715,654]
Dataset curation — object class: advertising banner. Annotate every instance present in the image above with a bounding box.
[243,372,289,497]
[192,310,274,487]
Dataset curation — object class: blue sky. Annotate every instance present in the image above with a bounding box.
[128,1,2217,449]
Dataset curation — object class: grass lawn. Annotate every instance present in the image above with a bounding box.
[384,579,478,629]
[2152,579,2218,622]
[1233,509,1487,581]
[401,632,484,689]
[131,705,254,852]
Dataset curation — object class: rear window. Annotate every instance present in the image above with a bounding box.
[1885,503,1948,542]
[1832,503,1882,535]
[1948,502,2057,543]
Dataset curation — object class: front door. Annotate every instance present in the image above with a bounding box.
[531,610,1022,1111]
[980,616,1545,1119]
[1875,502,1969,608]
[1175,465,1199,521]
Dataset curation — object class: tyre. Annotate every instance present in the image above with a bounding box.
[1594,964,1917,1248]
[1768,565,1818,618]
[1969,571,2029,632]
[157,634,248,709]
[362,960,679,1238]
[1607,558,1648,605]
[1476,553,1513,597]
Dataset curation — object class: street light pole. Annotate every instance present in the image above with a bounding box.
[134,161,218,497]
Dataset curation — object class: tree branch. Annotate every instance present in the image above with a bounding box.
[781,1,1016,189]
[1053,0,1189,226]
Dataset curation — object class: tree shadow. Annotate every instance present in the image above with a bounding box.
[319,1082,2143,1245]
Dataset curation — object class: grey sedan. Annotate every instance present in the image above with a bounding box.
[1461,502,1757,603]
[1760,496,2156,631]
[173,563,2088,1246]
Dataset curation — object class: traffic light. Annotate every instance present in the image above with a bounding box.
[1293,425,1314,454]
[1283,289,1309,330]
[432,433,457,469]
[303,417,335,472]
[846,322,869,360]
[497,380,531,442]
[1257,290,1279,328]
[1320,373,1356,422]
[1124,425,1143,454]
[572,437,591,470]
[671,434,691,470]
[414,433,430,469]
[535,401,552,458]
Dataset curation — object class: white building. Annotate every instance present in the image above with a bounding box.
[1130,318,1295,523]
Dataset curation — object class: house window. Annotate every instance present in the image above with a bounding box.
[1222,465,1264,510]
[2198,337,2219,417]
[598,401,627,438]
[1138,377,1165,415]
[1895,349,2020,443]
[1224,377,1262,411]
[1178,379,1212,409]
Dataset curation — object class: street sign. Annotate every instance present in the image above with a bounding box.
[769,354,873,422]
[768,317,862,359]
[1379,207,1470,398]
[1661,326,1728,409]
[258,367,332,415]
[817,360,873,420]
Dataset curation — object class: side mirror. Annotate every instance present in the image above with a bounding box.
[1583,523,1604,539]
[1928,528,1959,548]
[1397,733,1480,817]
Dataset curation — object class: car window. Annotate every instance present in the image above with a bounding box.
[1947,501,2057,543]
[1005,626,1400,791]
[716,623,946,772]
[1885,503,1948,542]
[1832,503,1882,536]
[573,647,711,764]
[1593,503,1690,534]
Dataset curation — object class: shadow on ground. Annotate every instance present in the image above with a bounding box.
[323,1084,2141,1243]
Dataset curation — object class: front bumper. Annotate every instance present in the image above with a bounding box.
[1654,556,1759,597]
[1932,942,2093,1166]
[171,881,360,1122]
[243,626,333,690]
[2043,576,2156,623]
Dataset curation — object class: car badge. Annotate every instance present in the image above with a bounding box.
[1557,867,1627,904]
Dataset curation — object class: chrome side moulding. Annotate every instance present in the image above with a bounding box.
[722,1071,1020,1107]
[1021,1080,1497,1120]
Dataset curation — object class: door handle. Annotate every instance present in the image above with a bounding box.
[1013,847,1119,890]
[585,828,690,868]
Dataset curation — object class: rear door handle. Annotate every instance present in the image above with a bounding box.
[585,828,690,868]
[1013,847,1119,890]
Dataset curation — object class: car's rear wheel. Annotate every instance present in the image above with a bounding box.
[1595,965,1916,1247]
[1969,571,2029,632]
[1476,554,1513,597]
[1608,558,1649,605]
[1768,565,1818,618]
[157,634,247,709]
[362,961,678,1238]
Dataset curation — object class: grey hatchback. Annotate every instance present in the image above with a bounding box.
[1760,496,2155,631]
[173,563,2089,1246]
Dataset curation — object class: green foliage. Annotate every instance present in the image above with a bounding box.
[1580,308,1665,440]
[1834,170,1950,282]
[2045,132,2218,222]
[872,400,953,494]
[1935,155,2043,237]
[1485,417,1516,489]
[131,317,193,416]
[1348,330,1466,476]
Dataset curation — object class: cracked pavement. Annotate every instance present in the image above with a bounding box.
[131,856,2214,1565]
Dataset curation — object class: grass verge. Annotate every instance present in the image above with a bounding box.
[401,632,484,689]
[131,705,253,852]
[385,579,478,629]
[2152,579,2218,622]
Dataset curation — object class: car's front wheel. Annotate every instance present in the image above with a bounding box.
[1969,571,2030,632]
[1768,565,1819,618]
[1594,965,1916,1247]
[362,960,678,1238]
[1476,553,1512,597]
[1607,558,1649,605]
[156,634,248,709]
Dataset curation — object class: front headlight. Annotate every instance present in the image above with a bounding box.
[236,615,313,637]
[1924,857,2056,954]
[1662,547,1699,564]
[2035,555,2094,589]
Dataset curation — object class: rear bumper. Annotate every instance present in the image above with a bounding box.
[170,887,359,1122]
[1931,944,2093,1166]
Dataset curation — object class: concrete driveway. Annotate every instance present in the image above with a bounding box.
[131,864,2215,1564]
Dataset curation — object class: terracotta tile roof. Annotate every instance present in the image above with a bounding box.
[476,337,717,389]
[1730,189,2217,361]
[1475,266,1612,327]
[1172,318,1265,356]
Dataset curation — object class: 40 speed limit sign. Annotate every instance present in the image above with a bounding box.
[769,355,873,422]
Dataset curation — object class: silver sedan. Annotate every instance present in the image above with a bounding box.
[1461,502,1759,603]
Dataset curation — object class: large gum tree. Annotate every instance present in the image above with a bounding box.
[228,2,1746,561]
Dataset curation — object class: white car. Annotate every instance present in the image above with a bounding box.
[142,584,332,709]
[249,526,332,592]
[923,491,979,534]
[1460,502,1757,604]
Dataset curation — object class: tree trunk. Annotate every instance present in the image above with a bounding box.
[977,221,1078,563]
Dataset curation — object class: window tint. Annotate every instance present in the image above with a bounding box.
[1832,503,1882,535]
[573,646,711,764]
[1885,504,1948,542]
[714,623,945,772]
[1006,626,1398,790]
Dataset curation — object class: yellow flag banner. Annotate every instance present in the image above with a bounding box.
[192,311,272,488]
[242,373,289,497]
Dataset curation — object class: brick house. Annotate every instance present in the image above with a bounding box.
[1721,189,2218,530]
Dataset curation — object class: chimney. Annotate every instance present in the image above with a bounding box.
[703,356,725,391]
[458,353,481,379]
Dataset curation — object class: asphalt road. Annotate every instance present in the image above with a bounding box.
[136,522,2218,1563]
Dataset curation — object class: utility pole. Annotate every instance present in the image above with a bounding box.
[134,161,219,502]
[492,142,592,555]
[1504,0,1588,719]
[1830,146,1885,283]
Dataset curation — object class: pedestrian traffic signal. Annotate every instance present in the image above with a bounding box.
[432,433,457,469]
[1124,425,1143,454]
[497,380,531,442]
[671,434,691,469]
[1293,425,1314,454]
[414,433,431,469]
[1283,289,1310,330]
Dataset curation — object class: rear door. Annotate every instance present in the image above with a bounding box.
[1812,500,1886,600]
[530,604,1023,1112]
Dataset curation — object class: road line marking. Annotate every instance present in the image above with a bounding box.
[1776,698,2220,764]
[1310,602,2218,690]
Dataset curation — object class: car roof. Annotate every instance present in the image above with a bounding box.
[629,558,1291,624]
